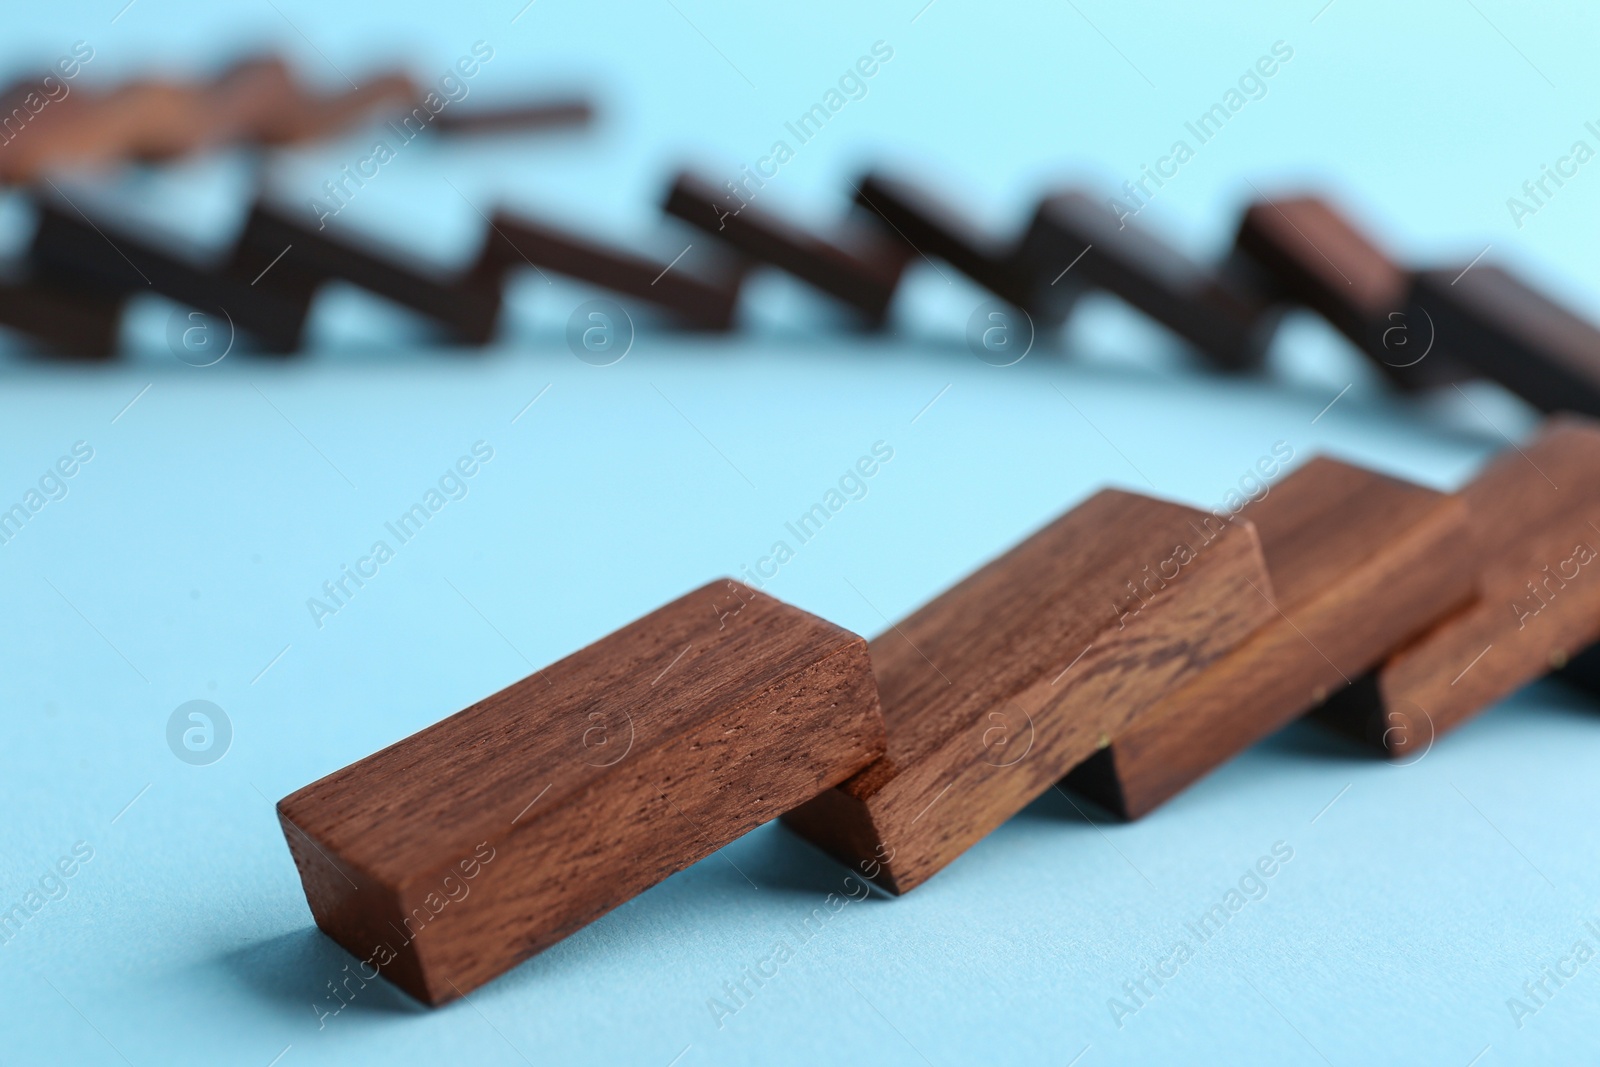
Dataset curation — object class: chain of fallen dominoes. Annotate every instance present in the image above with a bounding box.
[278,409,1600,1005]
[17,62,1600,1005]
[2,69,1598,421]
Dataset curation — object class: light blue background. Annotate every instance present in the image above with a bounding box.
[1,1,1598,1064]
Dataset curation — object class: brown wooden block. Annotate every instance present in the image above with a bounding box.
[431,96,594,136]
[662,171,910,326]
[851,171,1069,326]
[229,202,503,345]
[1228,195,1468,389]
[1408,264,1600,417]
[1014,190,1271,371]
[277,580,885,1005]
[1314,417,1600,755]
[0,63,419,183]
[29,196,310,352]
[481,209,742,330]
[781,491,1275,894]
[0,276,123,358]
[1065,457,1473,818]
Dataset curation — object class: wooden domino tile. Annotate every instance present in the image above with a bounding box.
[851,171,1068,325]
[481,209,743,329]
[431,97,595,136]
[1065,457,1474,817]
[276,580,885,1004]
[1228,195,1468,389]
[0,277,122,358]
[29,196,310,352]
[781,490,1276,894]
[1015,190,1271,371]
[1314,417,1600,755]
[663,171,911,326]
[1408,264,1600,417]
[229,203,504,345]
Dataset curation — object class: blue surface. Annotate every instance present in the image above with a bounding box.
[3,1,1600,1064]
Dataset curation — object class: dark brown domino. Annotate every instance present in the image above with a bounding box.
[481,209,742,329]
[663,170,910,326]
[28,196,309,352]
[851,171,1069,325]
[1228,195,1467,389]
[1314,417,1600,755]
[229,202,503,345]
[782,490,1275,894]
[431,97,594,136]
[1065,457,1473,817]
[1015,190,1272,370]
[0,277,122,358]
[1408,264,1600,417]
[277,579,886,1005]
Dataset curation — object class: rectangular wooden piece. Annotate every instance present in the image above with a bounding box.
[1314,418,1600,754]
[1066,457,1473,817]
[782,490,1275,893]
[278,580,886,1005]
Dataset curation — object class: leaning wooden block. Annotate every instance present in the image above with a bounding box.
[1314,417,1600,755]
[663,171,910,325]
[229,202,503,345]
[277,580,885,1005]
[851,171,1068,325]
[0,276,123,358]
[1228,195,1466,389]
[782,490,1275,894]
[29,196,309,351]
[1066,457,1473,818]
[1408,264,1600,417]
[1014,190,1270,370]
[482,209,743,330]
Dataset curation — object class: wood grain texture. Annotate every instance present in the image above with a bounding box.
[228,203,503,345]
[481,209,743,329]
[1065,458,1474,818]
[782,490,1275,894]
[1408,264,1600,416]
[851,172,1069,325]
[278,580,885,1005]
[1015,190,1271,370]
[1314,417,1600,755]
[663,171,910,325]
[28,197,310,352]
[1228,195,1467,389]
